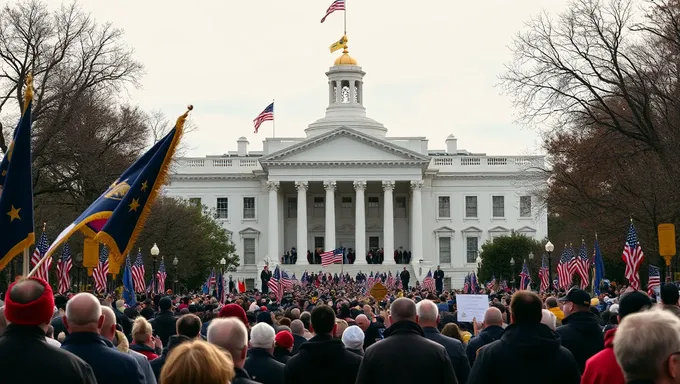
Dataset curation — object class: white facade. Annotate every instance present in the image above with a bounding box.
[165,49,547,289]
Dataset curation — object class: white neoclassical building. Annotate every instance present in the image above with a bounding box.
[165,48,547,290]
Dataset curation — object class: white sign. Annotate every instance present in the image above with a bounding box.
[455,294,489,322]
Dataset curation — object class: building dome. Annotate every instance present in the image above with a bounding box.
[334,48,358,66]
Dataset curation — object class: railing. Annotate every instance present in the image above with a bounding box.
[174,157,262,174]
[431,156,543,172]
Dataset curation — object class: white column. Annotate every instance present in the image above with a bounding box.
[354,181,367,264]
[410,180,424,264]
[382,181,395,265]
[295,181,308,265]
[267,181,280,264]
[324,181,336,251]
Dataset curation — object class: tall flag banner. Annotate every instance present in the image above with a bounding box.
[320,0,345,23]
[253,102,274,133]
[622,221,645,290]
[93,247,109,293]
[122,255,136,307]
[567,243,578,276]
[281,270,294,291]
[423,270,436,292]
[31,225,51,281]
[593,237,606,295]
[463,274,470,293]
[267,266,283,302]
[56,243,73,294]
[557,245,573,289]
[0,75,35,271]
[519,261,531,290]
[131,249,146,293]
[576,241,590,289]
[470,272,479,293]
[539,254,550,292]
[330,35,348,53]
[320,248,344,266]
[648,264,661,296]
[156,258,167,294]
[36,107,192,276]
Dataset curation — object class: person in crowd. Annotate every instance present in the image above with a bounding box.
[400,267,410,291]
[356,297,457,384]
[244,322,284,384]
[113,299,133,337]
[290,319,307,354]
[541,309,557,330]
[442,322,466,344]
[434,266,445,294]
[467,291,580,384]
[160,340,235,384]
[45,324,62,347]
[60,292,145,384]
[556,288,605,372]
[208,318,259,384]
[0,278,97,384]
[51,295,69,338]
[151,313,202,382]
[130,316,160,360]
[546,296,564,325]
[660,283,680,319]
[100,306,157,384]
[613,308,680,383]
[285,304,362,384]
[149,297,177,346]
[342,325,365,356]
[581,291,653,384]
[261,266,272,294]
[334,318,348,338]
[273,330,294,364]
[201,302,249,338]
[416,299,469,384]
[355,314,382,350]
[466,306,505,365]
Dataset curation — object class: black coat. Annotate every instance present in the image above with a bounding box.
[356,321,457,384]
[233,367,260,384]
[273,346,292,364]
[291,334,307,355]
[422,326,470,384]
[0,325,97,384]
[150,335,193,382]
[363,322,384,351]
[556,311,605,373]
[50,315,69,338]
[465,325,504,366]
[113,306,132,338]
[285,334,362,384]
[244,347,284,384]
[149,310,178,346]
[467,323,580,384]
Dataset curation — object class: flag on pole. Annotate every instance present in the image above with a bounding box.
[31,225,51,282]
[253,102,274,133]
[648,265,661,296]
[486,275,497,291]
[622,221,645,291]
[330,35,348,53]
[576,241,590,289]
[122,254,137,307]
[423,270,436,292]
[267,266,283,302]
[281,270,294,291]
[131,249,146,293]
[56,243,73,294]
[320,0,345,23]
[156,258,167,294]
[539,254,550,292]
[557,245,573,289]
[593,237,606,295]
[320,248,343,266]
[93,247,109,293]
[519,261,531,290]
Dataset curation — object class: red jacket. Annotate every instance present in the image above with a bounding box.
[129,343,159,361]
[581,328,624,384]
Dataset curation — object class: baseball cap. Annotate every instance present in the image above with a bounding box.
[558,289,591,306]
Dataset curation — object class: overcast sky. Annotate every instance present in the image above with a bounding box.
[78,0,572,157]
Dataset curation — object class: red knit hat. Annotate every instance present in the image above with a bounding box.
[4,277,55,326]
[218,303,248,326]
[275,330,294,349]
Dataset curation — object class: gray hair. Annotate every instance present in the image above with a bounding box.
[250,322,275,349]
[290,319,305,336]
[614,308,680,381]
[208,318,248,358]
[415,300,438,323]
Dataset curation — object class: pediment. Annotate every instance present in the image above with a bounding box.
[462,226,483,233]
[516,226,537,233]
[489,226,510,233]
[239,227,260,236]
[308,224,325,232]
[259,127,430,168]
[434,226,455,233]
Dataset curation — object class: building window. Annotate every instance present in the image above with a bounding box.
[287,198,297,218]
[492,196,505,218]
[341,196,352,208]
[395,196,407,218]
[368,196,380,218]
[438,196,451,218]
[243,238,256,265]
[466,237,479,263]
[216,198,228,219]
[439,236,451,263]
[314,237,325,251]
[189,198,201,207]
[313,197,325,208]
[465,196,477,218]
[243,197,255,219]
[520,196,531,217]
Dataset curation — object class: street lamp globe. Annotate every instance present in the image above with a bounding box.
[151,243,160,256]
[529,252,535,260]
[510,257,515,266]
[173,257,179,266]
[220,258,226,266]
[545,241,554,253]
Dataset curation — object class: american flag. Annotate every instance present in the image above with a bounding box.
[386,271,394,289]
[281,270,294,291]
[423,270,436,292]
[394,270,401,289]
[576,241,590,289]
[131,249,146,293]
[253,102,274,133]
[267,266,283,302]
[486,275,497,291]
[499,279,508,291]
[207,269,217,295]
[557,246,573,289]
[539,254,550,292]
[56,243,72,294]
[320,0,345,23]
[156,258,167,294]
[30,227,51,282]
[367,272,375,288]
[470,272,479,293]
[320,248,344,266]
[301,271,309,286]
[648,264,661,296]
[622,222,645,290]
[567,244,578,276]
[519,261,531,290]
[463,274,470,293]
[291,273,300,286]
[93,247,109,293]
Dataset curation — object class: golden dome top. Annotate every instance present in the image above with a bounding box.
[334,47,358,66]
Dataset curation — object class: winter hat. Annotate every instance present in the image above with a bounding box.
[257,311,273,325]
[618,291,652,319]
[250,322,276,348]
[4,277,55,326]
[275,330,294,349]
[342,325,364,350]
[218,303,249,326]
[609,303,620,314]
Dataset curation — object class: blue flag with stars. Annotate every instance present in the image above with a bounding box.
[43,107,192,267]
[0,96,35,270]
[122,254,137,307]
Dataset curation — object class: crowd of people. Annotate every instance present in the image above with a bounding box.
[1,274,680,384]
[278,247,413,265]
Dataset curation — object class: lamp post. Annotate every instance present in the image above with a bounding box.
[510,257,516,289]
[151,243,160,295]
[545,241,555,292]
[74,253,83,292]
[173,256,179,293]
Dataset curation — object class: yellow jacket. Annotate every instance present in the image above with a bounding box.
[549,306,565,322]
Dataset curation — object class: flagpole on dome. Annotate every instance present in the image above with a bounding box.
[343,0,347,36]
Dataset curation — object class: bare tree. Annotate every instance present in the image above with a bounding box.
[146,108,197,156]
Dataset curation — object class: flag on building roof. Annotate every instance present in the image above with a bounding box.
[31,225,51,282]
[56,243,73,294]
[622,221,645,290]
[253,102,273,133]
[320,0,345,23]
[321,248,343,266]
[131,249,146,293]
[423,270,436,292]
[648,264,661,296]
[519,261,531,290]
[93,247,109,293]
